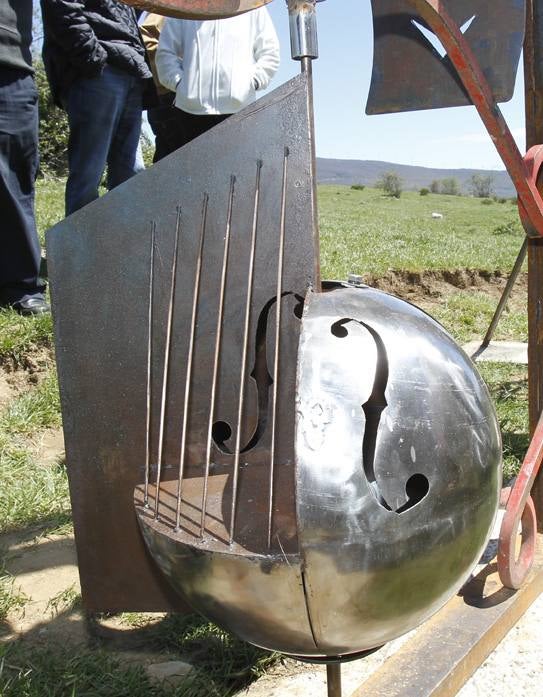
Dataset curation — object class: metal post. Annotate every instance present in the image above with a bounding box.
[326,663,342,697]
[475,238,528,353]
[287,0,322,289]
[525,0,543,530]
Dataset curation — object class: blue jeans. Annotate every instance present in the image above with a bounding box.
[64,65,144,215]
[0,68,45,304]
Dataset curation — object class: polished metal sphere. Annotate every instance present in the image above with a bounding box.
[137,283,502,660]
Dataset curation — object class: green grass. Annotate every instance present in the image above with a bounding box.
[319,186,525,279]
[0,615,277,697]
[0,310,53,366]
[35,178,65,245]
[430,290,527,345]
[0,571,27,624]
[0,372,68,532]
[0,179,531,696]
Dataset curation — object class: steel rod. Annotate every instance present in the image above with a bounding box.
[326,663,342,697]
[267,148,289,549]
[481,237,528,349]
[144,223,156,507]
[230,162,262,545]
[289,0,321,288]
[200,176,236,537]
[154,208,182,519]
[175,194,209,531]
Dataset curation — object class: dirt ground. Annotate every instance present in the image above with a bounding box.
[1,271,539,695]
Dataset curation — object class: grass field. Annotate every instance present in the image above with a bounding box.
[0,180,529,696]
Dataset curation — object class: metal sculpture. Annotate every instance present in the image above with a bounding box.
[46,1,543,696]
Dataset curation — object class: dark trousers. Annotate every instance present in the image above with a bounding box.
[149,104,230,161]
[0,68,44,304]
[63,65,144,215]
[147,92,179,163]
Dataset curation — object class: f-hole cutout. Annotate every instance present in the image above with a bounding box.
[396,473,430,514]
[212,421,232,449]
[213,292,304,454]
[331,320,349,338]
[330,317,430,514]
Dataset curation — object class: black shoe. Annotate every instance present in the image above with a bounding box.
[11,296,51,316]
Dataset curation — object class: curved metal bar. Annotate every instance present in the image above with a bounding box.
[498,411,543,589]
[409,0,543,238]
[123,0,272,20]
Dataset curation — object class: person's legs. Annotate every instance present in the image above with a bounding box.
[171,110,230,151]
[106,75,144,190]
[64,66,131,215]
[0,68,47,313]
[147,93,181,162]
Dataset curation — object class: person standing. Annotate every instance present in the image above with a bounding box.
[0,0,49,316]
[40,0,154,215]
[155,7,280,154]
[140,12,178,163]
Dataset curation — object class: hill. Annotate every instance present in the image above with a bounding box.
[316,158,515,197]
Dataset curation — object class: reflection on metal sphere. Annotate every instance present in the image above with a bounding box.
[136,283,502,660]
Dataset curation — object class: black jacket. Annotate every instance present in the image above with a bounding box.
[0,0,33,73]
[40,0,152,106]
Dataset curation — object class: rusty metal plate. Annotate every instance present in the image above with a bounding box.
[367,0,525,114]
[47,72,318,612]
[123,0,272,20]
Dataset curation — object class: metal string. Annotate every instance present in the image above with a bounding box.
[144,222,156,507]
[229,161,263,545]
[268,147,290,549]
[200,176,236,538]
[154,207,182,519]
[174,194,209,532]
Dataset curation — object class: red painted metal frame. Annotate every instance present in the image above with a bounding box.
[410,0,543,240]
[124,0,271,20]
[409,0,543,589]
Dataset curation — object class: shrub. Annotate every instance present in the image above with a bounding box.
[440,177,460,196]
[351,184,365,191]
[469,173,495,198]
[419,188,430,196]
[35,60,69,177]
[376,172,402,198]
[481,198,493,205]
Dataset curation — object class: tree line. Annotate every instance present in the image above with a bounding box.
[369,171,497,199]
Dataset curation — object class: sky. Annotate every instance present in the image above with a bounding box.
[264,0,526,171]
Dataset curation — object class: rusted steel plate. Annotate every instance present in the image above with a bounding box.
[123,0,271,20]
[46,73,318,611]
[367,0,525,114]
[349,537,543,697]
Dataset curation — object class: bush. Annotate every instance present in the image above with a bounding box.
[419,188,430,196]
[35,60,69,177]
[430,180,440,194]
[481,198,493,205]
[376,171,402,198]
[469,173,495,198]
[351,184,365,191]
[440,177,460,196]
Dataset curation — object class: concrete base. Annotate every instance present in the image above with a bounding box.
[462,341,528,364]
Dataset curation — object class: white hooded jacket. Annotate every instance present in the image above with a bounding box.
[156,9,280,116]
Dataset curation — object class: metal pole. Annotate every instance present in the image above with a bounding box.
[326,663,342,697]
[287,0,321,289]
[525,0,543,529]
[475,237,528,353]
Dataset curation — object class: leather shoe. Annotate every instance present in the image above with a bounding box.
[11,296,51,316]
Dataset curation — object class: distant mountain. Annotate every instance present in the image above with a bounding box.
[316,158,515,198]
